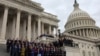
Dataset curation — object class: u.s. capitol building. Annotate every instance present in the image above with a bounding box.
[0,0,100,56]
[63,0,100,56]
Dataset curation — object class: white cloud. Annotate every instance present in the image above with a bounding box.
[33,0,100,32]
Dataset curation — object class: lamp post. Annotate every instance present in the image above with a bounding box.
[58,29,61,38]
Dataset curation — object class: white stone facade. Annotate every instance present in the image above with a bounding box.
[0,0,59,42]
[64,0,100,56]
[0,0,100,56]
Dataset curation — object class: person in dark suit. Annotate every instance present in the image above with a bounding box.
[63,37,68,46]
[53,41,59,47]
[16,41,21,56]
[6,39,12,53]
[25,44,28,56]
[50,47,55,56]
[58,38,63,47]
[10,40,15,56]
[34,46,38,56]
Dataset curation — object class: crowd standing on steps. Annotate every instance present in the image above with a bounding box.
[6,38,66,56]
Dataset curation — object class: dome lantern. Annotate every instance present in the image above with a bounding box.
[74,0,79,10]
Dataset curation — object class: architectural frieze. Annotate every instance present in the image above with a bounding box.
[0,0,42,16]
[42,12,59,22]
[63,33,96,43]
[65,26,99,32]
[8,0,44,11]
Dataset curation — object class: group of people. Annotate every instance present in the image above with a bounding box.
[53,37,74,47]
[6,39,66,56]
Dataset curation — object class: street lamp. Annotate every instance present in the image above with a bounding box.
[58,29,61,38]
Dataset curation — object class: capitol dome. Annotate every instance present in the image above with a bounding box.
[64,0,100,39]
[68,8,90,21]
[67,0,91,22]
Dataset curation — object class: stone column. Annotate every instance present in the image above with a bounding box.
[27,14,32,41]
[79,29,82,36]
[88,29,90,37]
[0,6,8,40]
[33,21,36,40]
[94,30,96,37]
[23,19,26,40]
[94,29,96,37]
[99,30,100,37]
[96,30,98,37]
[97,30,99,37]
[98,30,99,37]
[81,29,82,36]
[92,29,95,37]
[89,29,91,37]
[76,30,78,36]
[15,10,21,39]
[11,17,16,39]
[90,29,92,37]
[42,22,44,34]
[81,21,83,26]
[95,30,98,37]
[52,27,54,35]
[56,27,58,35]
[86,29,89,37]
[49,25,52,35]
[38,18,41,36]
[91,29,94,37]
[83,29,85,37]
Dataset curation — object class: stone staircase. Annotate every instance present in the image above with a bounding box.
[0,44,9,56]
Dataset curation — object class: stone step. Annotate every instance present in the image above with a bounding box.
[0,44,9,56]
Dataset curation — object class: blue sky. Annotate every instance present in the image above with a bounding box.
[33,0,100,32]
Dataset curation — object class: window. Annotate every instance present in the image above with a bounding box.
[80,21,81,25]
[74,22,75,26]
[77,22,78,25]
[87,46,89,48]
[91,47,93,49]
[82,44,84,48]
[86,20,87,25]
[84,20,85,25]
[72,23,74,27]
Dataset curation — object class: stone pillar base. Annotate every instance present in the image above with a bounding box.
[0,39,6,44]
